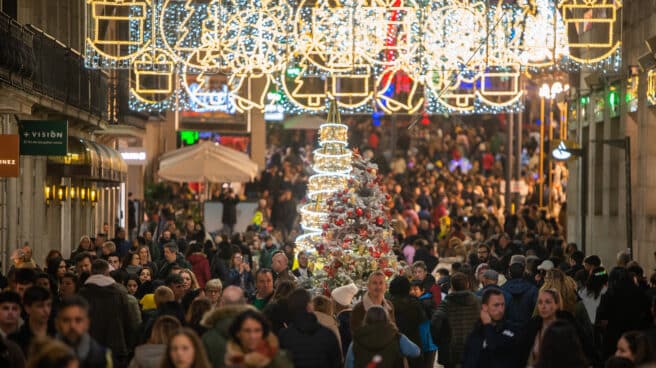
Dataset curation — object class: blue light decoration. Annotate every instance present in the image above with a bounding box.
[372,110,383,126]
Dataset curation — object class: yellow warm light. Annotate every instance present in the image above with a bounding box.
[648,70,656,106]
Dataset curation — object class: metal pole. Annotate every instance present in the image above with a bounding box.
[539,97,545,207]
[506,112,513,214]
[516,105,523,212]
[625,136,632,259]
[547,100,553,212]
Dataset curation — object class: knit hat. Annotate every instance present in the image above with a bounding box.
[331,283,358,306]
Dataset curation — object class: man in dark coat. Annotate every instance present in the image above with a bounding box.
[78,259,132,366]
[389,276,427,368]
[219,188,239,237]
[56,296,113,368]
[501,261,538,330]
[278,289,341,368]
[8,286,55,354]
[156,243,191,280]
[463,288,520,368]
[431,272,481,368]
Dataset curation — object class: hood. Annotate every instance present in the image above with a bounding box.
[187,253,207,264]
[201,305,251,329]
[290,312,321,334]
[85,274,115,287]
[445,290,478,306]
[353,322,398,351]
[503,278,534,296]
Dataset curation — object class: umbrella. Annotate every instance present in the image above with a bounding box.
[283,114,325,130]
[158,141,259,183]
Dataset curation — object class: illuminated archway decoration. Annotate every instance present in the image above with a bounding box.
[130,52,175,104]
[376,67,424,114]
[85,0,151,68]
[514,0,569,68]
[557,0,622,64]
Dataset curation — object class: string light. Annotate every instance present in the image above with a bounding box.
[86,0,622,114]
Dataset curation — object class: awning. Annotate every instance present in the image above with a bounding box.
[47,137,127,182]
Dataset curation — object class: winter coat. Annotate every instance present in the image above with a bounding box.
[349,321,420,368]
[501,278,538,329]
[224,333,293,368]
[263,299,292,335]
[79,275,132,359]
[389,295,427,368]
[201,305,251,368]
[431,290,481,367]
[211,253,231,282]
[596,286,652,360]
[278,312,341,368]
[227,268,255,294]
[187,253,211,288]
[462,320,520,368]
[336,310,352,357]
[350,293,396,333]
[314,311,343,359]
[127,344,165,368]
[273,269,297,288]
[156,254,192,280]
[66,333,113,368]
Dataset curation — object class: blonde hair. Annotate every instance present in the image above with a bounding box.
[541,269,577,314]
[180,269,200,290]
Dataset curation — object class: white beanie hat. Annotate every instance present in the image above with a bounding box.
[331,283,358,306]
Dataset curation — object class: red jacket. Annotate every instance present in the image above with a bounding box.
[187,253,211,288]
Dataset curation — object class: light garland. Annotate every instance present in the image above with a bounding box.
[648,70,656,106]
[86,0,622,114]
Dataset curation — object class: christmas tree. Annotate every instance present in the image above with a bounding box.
[312,151,399,291]
[295,100,351,252]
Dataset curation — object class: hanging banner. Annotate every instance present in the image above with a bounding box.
[0,135,20,177]
[19,120,68,156]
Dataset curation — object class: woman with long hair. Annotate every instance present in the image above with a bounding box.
[578,267,608,323]
[180,269,201,294]
[615,331,656,365]
[138,245,159,275]
[534,320,588,368]
[45,257,67,294]
[139,266,154,284]
[346,305,420,368]
[161,328,211,368]
[225,309,292,368]
[129,315,181,368]
[521,289,563,366]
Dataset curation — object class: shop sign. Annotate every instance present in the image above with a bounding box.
[120,147,147,165]
[19,120,68,156]
[0,135,20,177]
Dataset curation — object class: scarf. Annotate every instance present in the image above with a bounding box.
[225,333,279,368]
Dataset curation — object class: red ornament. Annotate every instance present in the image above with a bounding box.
[383,269,394,277]
[376,217,384,225]
[342,197,348,203]
[322,223,329,230]
[336,218,344,226]
[327,199,334,206]
[365,211,371,219]
[337,192,343,197]
[347,210,354,218]
[385,194,391,201]
[356,208,364,216]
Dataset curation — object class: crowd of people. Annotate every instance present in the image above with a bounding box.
[0,121,653,368]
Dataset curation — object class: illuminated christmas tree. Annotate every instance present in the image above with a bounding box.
[313,151,399,291]
[295,100,351,252]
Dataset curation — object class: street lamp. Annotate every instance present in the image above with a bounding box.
[538,81,570,208]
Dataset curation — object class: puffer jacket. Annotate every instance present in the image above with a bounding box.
[201,305,252,368]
